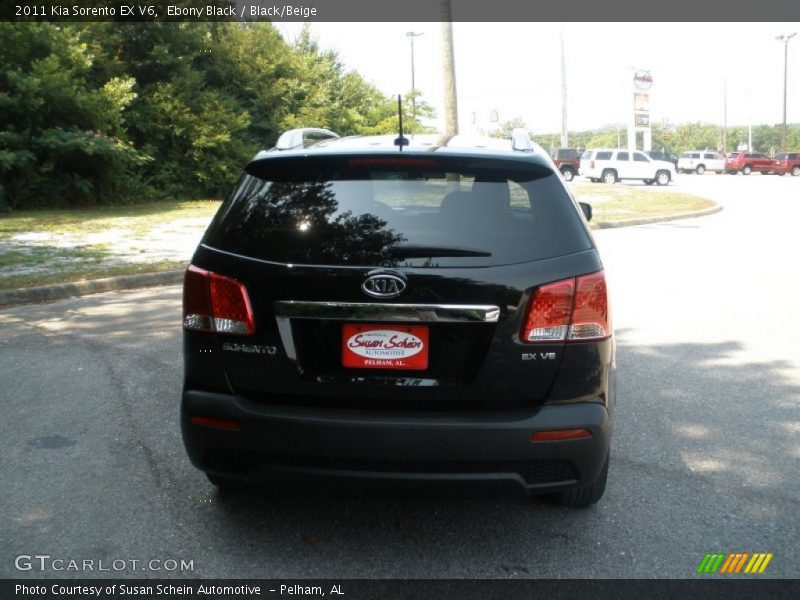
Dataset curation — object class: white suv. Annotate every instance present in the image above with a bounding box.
[580,149,675,185]
[677,151,725,174]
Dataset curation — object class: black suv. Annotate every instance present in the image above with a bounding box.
[181,128,616,507]
[645,150,678,168]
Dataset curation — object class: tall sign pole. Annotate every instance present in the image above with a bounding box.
[441,0,459,136]
[560,24,568,148]
[631,70,653,151]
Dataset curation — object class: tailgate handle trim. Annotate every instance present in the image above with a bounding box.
[274,301,501,323]
[273,302,501,362]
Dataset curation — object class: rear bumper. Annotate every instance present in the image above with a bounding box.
[181,390,612,495]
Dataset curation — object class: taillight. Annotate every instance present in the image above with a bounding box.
[521,271,610,344]
[590,160,595,169]
[183,265,255,335]
[520,279,575,342]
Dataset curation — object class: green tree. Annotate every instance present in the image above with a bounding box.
[0,23,142,208]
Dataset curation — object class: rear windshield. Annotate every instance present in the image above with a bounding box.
[581,150,593,160]
[202,155,591,268]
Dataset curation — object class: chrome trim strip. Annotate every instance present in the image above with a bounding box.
[273,301,501,323]
[275,316,298,361]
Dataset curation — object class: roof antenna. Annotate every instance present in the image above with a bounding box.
[394,95,409,150]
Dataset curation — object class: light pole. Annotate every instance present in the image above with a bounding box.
[406,32,424,124]
[776,32,796,152]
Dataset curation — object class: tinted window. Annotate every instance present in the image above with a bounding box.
[680,152,692,158]
[633,152,649,162]
[595,151,612,160]
[776,153,788,159]
[581,150,593,160]
[203,156,591,268]
[617,152,629,161]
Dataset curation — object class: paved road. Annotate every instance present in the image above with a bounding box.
[1,173,798,579]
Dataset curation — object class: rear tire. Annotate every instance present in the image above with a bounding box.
[207,473,246,491]
[655,170,670,186]
[742,165,752,175]
[644,179,654,185]
[792,166,800,177]
[557,453,609,508]
[696,164,705,175]
[602,170,617,184]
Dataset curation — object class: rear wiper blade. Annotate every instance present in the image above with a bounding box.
[389,244,492,258]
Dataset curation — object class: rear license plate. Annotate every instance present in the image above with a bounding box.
[342,324,429,370]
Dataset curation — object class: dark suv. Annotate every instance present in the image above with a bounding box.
[645,150,678,168]
[548,148,582,181]
[181,128,616,507]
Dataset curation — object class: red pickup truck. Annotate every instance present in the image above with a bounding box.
[724,152,781,175]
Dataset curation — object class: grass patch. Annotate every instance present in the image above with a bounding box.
[0,199,222,238]
[570,183,716,225]
[0,260,187,291]
[0,245,109,269]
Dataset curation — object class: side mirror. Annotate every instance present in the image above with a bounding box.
[579,202,592,222]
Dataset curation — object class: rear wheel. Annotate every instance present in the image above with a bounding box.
[561,167,575,182]
[557,453,609,508]
[655,170,670,186]
[602,170,617,184]
[742,165,752,175]
[644,179,654,185]
[792,166,800,177]
[695,164,705,175]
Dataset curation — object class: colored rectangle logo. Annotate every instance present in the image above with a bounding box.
[697,552,773,575]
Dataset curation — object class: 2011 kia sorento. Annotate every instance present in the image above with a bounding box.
[181,127,616,507]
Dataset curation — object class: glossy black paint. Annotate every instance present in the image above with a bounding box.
[181,134,616,496]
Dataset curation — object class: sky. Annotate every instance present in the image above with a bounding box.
[275,22,799,137]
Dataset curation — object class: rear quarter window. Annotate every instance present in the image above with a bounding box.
[202,155,592,268]
[595,151,612,160]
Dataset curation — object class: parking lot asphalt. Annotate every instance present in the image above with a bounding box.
[1,173,798,579]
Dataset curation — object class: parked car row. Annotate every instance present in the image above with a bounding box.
[724,151,800,176]
[550,147,800,184]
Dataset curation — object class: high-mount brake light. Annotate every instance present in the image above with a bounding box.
[521,271,610,344]
[348,158,439,169]
[183,265,255,335]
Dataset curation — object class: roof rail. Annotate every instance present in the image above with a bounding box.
[275,127,340,151]
[511,128,534,152]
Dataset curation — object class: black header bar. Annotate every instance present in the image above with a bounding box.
[3,0,799,22]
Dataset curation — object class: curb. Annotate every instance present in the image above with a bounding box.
[0,269,185,309]
[0,203,723,309]
[592,203,723,229]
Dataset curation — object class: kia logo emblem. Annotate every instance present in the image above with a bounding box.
[362,273,406,298]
